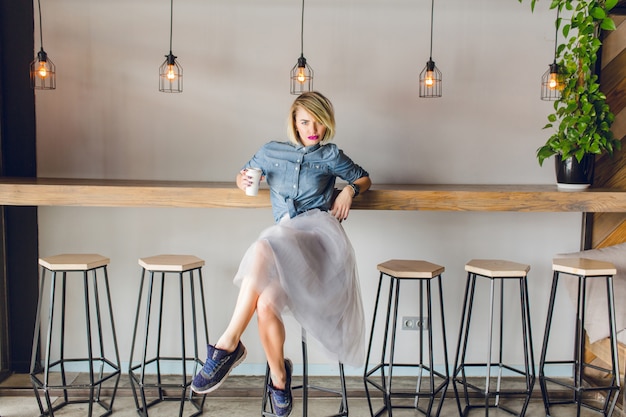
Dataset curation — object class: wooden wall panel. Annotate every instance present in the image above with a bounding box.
[592,11,626,248]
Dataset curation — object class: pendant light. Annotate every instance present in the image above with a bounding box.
[541,10,563,101]
[290,0,313,95]
[159,0,182,93]
[30,0,56,90]
[419,0,442,98]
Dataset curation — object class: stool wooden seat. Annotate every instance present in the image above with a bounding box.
[539,257,620,417]
[138,254,206,272]
[464,259,530,278]
[452,259,535,417]
[552,257,617,276]
[39,253,111,271]
[128,254,209,417]
[30,253,121,417]
[377,259,445,278]
[364,259,449,417]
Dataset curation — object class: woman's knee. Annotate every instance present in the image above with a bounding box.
[256,292,281,323]
[256,295,272,319]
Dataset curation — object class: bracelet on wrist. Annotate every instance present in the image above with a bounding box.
[348,183,360,198]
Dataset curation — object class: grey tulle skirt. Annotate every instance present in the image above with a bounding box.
[233,209,365,367]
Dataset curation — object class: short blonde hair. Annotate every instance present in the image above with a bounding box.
[287,91,336,145]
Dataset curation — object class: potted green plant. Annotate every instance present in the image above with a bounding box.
[520,0,620,188]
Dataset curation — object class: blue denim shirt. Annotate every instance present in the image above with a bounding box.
[243,141,369,223]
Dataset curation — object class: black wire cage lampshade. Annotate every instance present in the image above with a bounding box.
[159,53,182,93]
[419,59,442,98]
[541,11,562,101]
[30,0,56,90]
[290,0,313,95]
[419,0,442,98]
[159,0,182,93]
[541,62,563,101]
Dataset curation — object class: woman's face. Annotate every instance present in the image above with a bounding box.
[294,107,326,147]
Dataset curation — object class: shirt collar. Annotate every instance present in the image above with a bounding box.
[295,143,321,153]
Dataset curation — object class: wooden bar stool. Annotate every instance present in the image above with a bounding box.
[539,258,620,417]
[30,254,121,417]
[128,255,209,417]
[364,259,449,417]
[262,328,348,417]
[452,259,535,417]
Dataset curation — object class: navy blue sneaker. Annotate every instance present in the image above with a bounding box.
[268,359,293,417]
[191,341,247,394]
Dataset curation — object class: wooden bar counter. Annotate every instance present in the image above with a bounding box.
[2,177,626,212]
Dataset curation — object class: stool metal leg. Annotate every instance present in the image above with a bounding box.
[485,275,495,414]
[300,329,348,417]
[364,271,396,416]
[363,272,386,417]
[365,272,448,417]
[302,330,308,417]
[539,270,559,415]
[539,271,620,417]
[453,271,477,417]
[128,267,149,415]
[178,271,187,417]
[262,328,348,417]
[433,275,450,417]
[384,276,402,415]
[605,275,620,416]
[83,270,95,417]
[519,276,535,417]
[262,364,274,416]
[576,276,586,416]
[453,272,534,417]
[128,267,207,417]
[30,267,47,414]
[177,269,208,417]
[31,265,120,417]
[414,277,449,417]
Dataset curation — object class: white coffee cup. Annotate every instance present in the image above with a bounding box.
[245,168,263,196]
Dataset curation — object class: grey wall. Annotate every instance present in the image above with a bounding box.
[34,0,584,376]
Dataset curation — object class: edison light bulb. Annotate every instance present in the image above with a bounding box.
[37,62,48,79]
[548,72,558,90]
[166,65,177,81]
[296,67,306,84]
[424,71,434,87]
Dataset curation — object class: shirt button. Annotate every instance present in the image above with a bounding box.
[295,167,299,171]
[293,185,296,188]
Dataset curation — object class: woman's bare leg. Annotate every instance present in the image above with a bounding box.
[215,240,274,353]
[257,290,287,389]
[215,277,260,352]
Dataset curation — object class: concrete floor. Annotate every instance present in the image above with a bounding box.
[2,395,619,417]
[0,373,624,417]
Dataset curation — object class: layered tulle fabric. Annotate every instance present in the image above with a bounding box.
[233,209,365,367]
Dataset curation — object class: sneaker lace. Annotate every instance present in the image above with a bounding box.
[202,355,223,378]
[272,386,290,407]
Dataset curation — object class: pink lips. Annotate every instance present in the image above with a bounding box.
[308,135,319,140]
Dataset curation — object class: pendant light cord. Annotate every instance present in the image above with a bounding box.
[36,0,44,50]
[300,0,305,56]
[169,0,174,54]
[553,8,560,61]
[428,0,434,60]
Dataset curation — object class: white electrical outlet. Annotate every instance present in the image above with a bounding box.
[402,316,428,330]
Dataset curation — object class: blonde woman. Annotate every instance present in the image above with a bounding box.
[192,91,371,417]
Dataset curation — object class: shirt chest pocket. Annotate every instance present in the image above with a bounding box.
[266,162,287,188]
[300,162,331,189]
